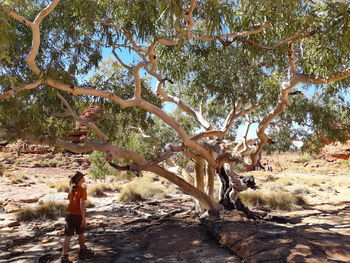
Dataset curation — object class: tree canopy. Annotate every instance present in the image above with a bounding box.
[1,0,350,212]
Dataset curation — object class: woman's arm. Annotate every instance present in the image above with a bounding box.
[80,199,86,227]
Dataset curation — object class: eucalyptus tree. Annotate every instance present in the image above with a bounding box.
[1,0,350,215]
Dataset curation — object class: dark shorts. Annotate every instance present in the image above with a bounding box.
[64,214,84,236]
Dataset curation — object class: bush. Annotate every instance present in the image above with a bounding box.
[16,202,66,221]
[240,190,308,211]
[119,177,167,202]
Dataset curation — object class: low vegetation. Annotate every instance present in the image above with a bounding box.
[340,158,350,167]
[46,181,70,192]
[16,202,66,221]
[295,153,314,163]
[240,190,308,211]
[6,173,29,184]
[87,183,121,197]
[85,199,95,208]
[119,176,168,202]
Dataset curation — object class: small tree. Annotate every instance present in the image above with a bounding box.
[1,0,350,216]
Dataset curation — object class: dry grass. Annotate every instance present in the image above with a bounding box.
[240,190,308,211]
[0,152,13,159]
[7,173,29,184]
[46,181,70,192]
[87,183,121,197]
[88,184,107,197]
[275,175,294,186]
[119,176,168,202]
[294,153,313,163]
[16,202,66,221]
[340,158,350,168]
[85,199,95,208]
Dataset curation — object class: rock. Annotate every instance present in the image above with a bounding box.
[331,153,350,160]
[321,141,350,160]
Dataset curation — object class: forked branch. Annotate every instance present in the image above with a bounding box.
[56,93,109,142]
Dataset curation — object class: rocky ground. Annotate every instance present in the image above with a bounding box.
[1,150,350,262]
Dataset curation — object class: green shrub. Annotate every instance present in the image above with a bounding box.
[16,202,66,221]
[88,152,116,180]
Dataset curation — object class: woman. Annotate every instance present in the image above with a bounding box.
[61,171,94,263]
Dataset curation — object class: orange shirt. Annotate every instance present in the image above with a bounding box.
[67,186,87,215]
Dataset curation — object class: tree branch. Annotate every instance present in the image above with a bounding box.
[222,104,259,136]
[288,42,297,74]
[252,78,300,164]
[191,130,225,141]
[56,93,109,142]
[147,41,158,72]
[233,27,318,50]
[295,69,350,84]
[184,0,198,34]
[193,23,270,41]
[7,10,32,27]
[112,41,132,71]
[28,0,61,74]
[21,132,219,210]
[158,90,212,130]
[0,79,42,99]
[133,61,146,99]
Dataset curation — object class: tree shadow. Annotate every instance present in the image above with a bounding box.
[208,201,350,262]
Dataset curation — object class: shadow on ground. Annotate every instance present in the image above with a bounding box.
[206,201,350,263]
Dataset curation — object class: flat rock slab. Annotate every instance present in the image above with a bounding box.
[206,202,350,263]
